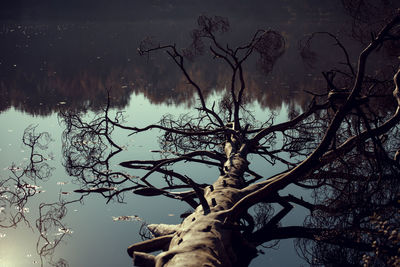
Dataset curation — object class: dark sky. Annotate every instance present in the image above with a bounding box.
[0,0,341,22]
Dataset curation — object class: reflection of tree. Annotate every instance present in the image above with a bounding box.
[295,148,400,266]
[341,0,400,43]
[0,125,81,267]
[0,5,371,115]
[0,125,53,228]
[60,13,400,267]
[36,198,83,267]
[60,106,137,202]
[294,18,400,264]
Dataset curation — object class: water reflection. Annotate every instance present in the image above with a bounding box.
[296,143,400,266]
[1,1,400,267]
[0,125,78,266]
[0,1,357,115]
[0,126,52,228]
[0,21,288,114]
[55,14,400,265]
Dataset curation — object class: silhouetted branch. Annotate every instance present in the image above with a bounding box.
[227,13,400,222]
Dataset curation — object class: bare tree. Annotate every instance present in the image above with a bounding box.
[61,14,400,267]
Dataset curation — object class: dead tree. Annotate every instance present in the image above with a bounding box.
[63,14,400,266]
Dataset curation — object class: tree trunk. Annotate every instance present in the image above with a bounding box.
[128,152,258,267]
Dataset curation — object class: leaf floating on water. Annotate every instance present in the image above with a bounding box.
[112,215,142,222]
[21,184,41,190]
[57,181,68,185]
[133,187,164,196]
[6,166,23,171]
[168,214,175,217]
[55,227,74,235]
[60,192,71,195]
[15,206,30,213]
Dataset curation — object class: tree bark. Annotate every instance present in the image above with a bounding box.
[128,149,258,267]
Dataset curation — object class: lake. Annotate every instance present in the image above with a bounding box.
[0,1,366,266]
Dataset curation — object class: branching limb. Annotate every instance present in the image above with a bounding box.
[321,67,400,164]
[139,43,225,128]
[119,150,224,188]
[226,14,400,222]
[147,224,179,237]
[302,31,356,76]
[250,101,329,145]
[185,176,210,215]
[108,118,231,137]
[127,234,174,257]
[247,198,293,245]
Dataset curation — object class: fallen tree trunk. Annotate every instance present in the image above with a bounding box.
[121,13,400,267]
[127,151,259,267]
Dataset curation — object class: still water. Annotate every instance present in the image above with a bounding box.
[0,1,356,266]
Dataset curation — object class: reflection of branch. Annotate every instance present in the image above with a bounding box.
[0,126,77,266]
[120,150,224,184]
[300,31,356,75]
[108,119,232,137]
[36,197,83,267]
[259,226,376,252]
[121,150,224,168]
[0,125,53,228]
[59,108,140,203]
[139,43,225,128]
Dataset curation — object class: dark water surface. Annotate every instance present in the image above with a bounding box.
[0,1,360,266]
